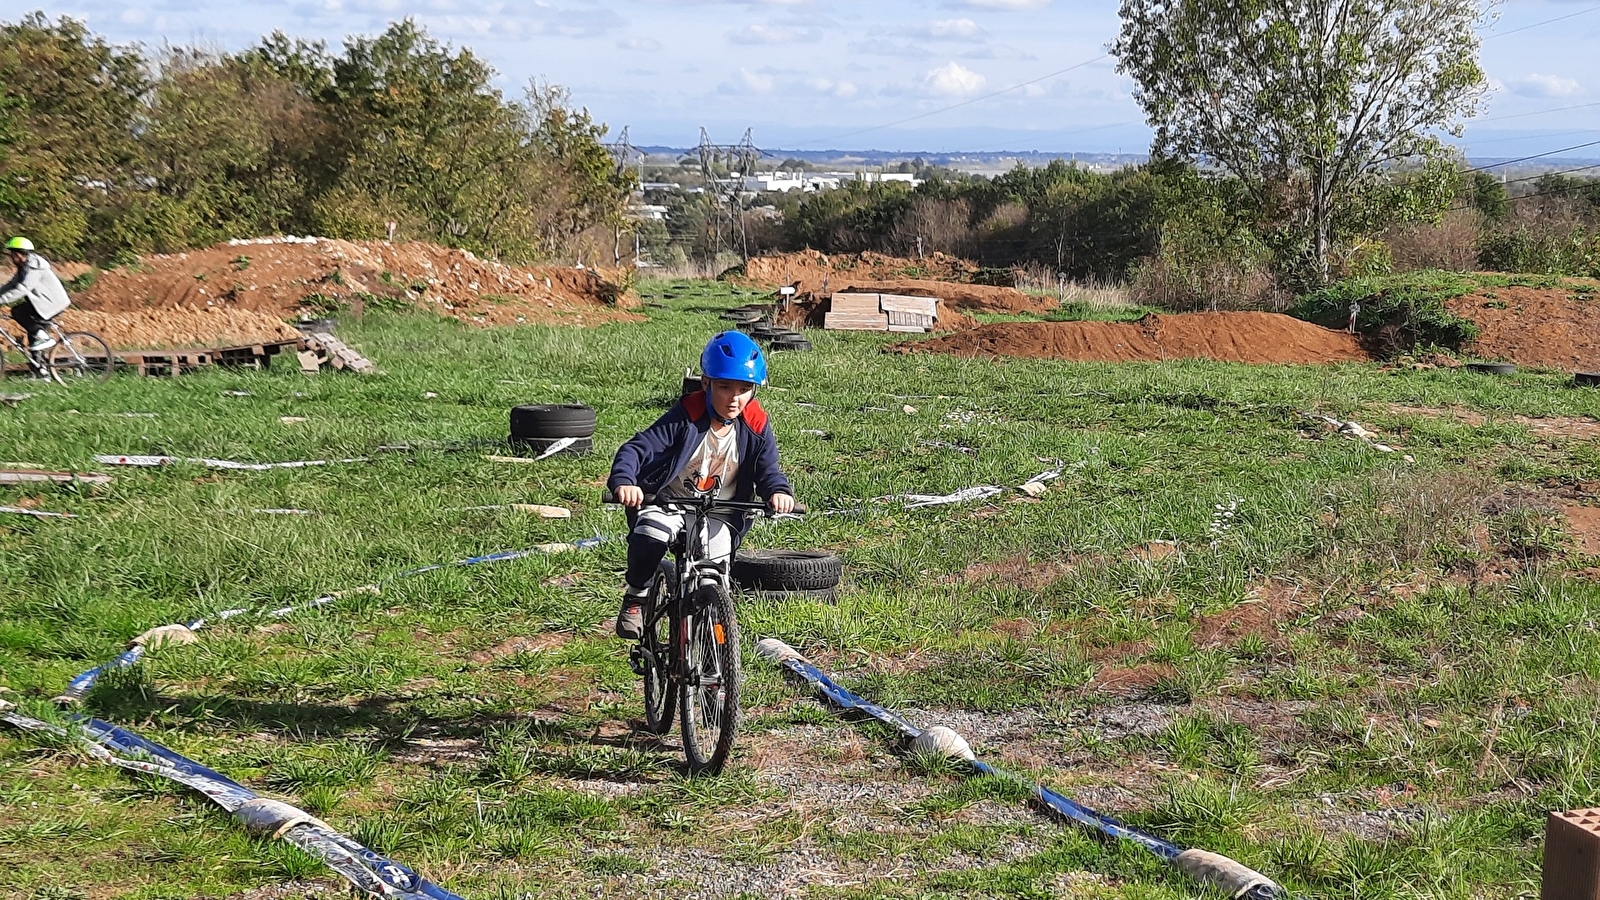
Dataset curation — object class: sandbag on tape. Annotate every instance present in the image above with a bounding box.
[235,797,330,840]
[1175,849,1283,899]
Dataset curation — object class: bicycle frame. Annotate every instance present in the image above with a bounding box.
[0,323,49,376]
[640,491,769,682]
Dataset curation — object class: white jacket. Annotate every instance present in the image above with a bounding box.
[0,253,71,319]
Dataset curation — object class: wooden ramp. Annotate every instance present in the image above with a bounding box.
[299,332,377,374]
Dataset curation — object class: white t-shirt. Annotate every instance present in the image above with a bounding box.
[659,425,740,500]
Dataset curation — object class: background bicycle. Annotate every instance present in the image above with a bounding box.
[0,321,114,383]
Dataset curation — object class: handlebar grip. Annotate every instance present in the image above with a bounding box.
[601,488,617,504]
[788,501,808,515]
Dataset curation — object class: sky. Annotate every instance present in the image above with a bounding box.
[27,0,1600,159]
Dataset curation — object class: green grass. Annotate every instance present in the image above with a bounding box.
[2,277,1599,898]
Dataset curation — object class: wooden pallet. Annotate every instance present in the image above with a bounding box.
[119,339,302,377]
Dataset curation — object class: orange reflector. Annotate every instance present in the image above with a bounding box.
[713,623,726,644]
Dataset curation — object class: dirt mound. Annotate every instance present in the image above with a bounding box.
[739,249,980,289]
[66,308,300,350]
[73,237,640,331]
[1446,283,1600,371]
[3,307,300,350]
[894,312,1372,365]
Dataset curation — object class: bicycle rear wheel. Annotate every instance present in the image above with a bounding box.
[49,331,114,383]
[640,560,677,735]
[679,582,741,775]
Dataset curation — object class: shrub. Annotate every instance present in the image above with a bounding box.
[1291,270,1480,352]
[1477,223,1600,277]
[1130,220,1282,312]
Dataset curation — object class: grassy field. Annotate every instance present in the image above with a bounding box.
[3,278,1599,900]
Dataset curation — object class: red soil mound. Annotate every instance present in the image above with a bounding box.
[894,312,1372,365]
[1446,283,1600,371]
[73,238,640,332]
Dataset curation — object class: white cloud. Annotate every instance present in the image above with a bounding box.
[921,17,984,40]
[923,61,985,97]
[808,76,858,98]
[953,0,1051,9]
[728,24,820,44]
[738,67,774,93]
[1512,73,1582,98]
[618,37,663,51]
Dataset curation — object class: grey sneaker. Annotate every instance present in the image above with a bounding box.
[29,331,55,351]
[615,591,647,640]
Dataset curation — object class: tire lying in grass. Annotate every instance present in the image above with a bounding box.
[1465,362,1516,376]
[681,373,703,397]
[510,404,596,439]
[1574,372,1599,388]
[510,404,595,456]
[732,549,842,602]
[769,337,812,352]
[721,309,765,323]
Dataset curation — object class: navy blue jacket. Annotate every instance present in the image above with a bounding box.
[608,391,792,539]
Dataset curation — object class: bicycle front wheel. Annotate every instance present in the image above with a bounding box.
[49,331,114,383]
[641,560,678,735]
[679,582,741,775]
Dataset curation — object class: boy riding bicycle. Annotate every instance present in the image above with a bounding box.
[0,237,71,352]
[608,331,795,639]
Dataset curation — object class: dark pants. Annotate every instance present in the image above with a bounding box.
[11,300,44,336]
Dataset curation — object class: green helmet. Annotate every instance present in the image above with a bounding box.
[5,236,32,252]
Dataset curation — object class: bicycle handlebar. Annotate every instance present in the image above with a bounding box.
[602,488,806,516]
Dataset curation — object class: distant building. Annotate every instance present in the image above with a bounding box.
[740,171,921,193]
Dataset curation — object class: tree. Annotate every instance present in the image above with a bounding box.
[1112,0,1491,284]
[0,14,146,257]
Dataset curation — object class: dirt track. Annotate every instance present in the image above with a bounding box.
[894,312,1372,365]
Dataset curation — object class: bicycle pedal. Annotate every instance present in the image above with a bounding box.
[627,645,652,677]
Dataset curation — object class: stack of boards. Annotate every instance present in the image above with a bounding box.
[823,293,938,333]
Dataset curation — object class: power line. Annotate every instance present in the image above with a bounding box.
[798,54,1110,148]
[1463,138,1600,173]
[1475,99,1600,124]
[1483,3,1600,40]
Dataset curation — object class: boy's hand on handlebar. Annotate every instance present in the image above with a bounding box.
[616,485,645,508]
[768,492,795,515]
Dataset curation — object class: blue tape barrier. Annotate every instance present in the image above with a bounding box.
[0,703,463,900]
[755,638,1289,900]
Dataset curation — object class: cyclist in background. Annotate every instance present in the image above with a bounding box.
[607,331,795,639]
[0,237,71,352]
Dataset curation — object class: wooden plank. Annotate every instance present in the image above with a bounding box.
[829,292,882,314]
[298,350,321,375]
[878,294,938,317]
[0,468,112,485]
[886,324,930,333]
[824,312,889,331]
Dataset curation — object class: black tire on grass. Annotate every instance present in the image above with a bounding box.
[510,404,596,440]
[769,338,812,352]
[732,549,842,593]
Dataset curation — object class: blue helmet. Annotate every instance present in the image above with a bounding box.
[700,331,767,385]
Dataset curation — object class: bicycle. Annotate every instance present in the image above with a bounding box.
[0,319,113,383]
[603,486,805,775]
